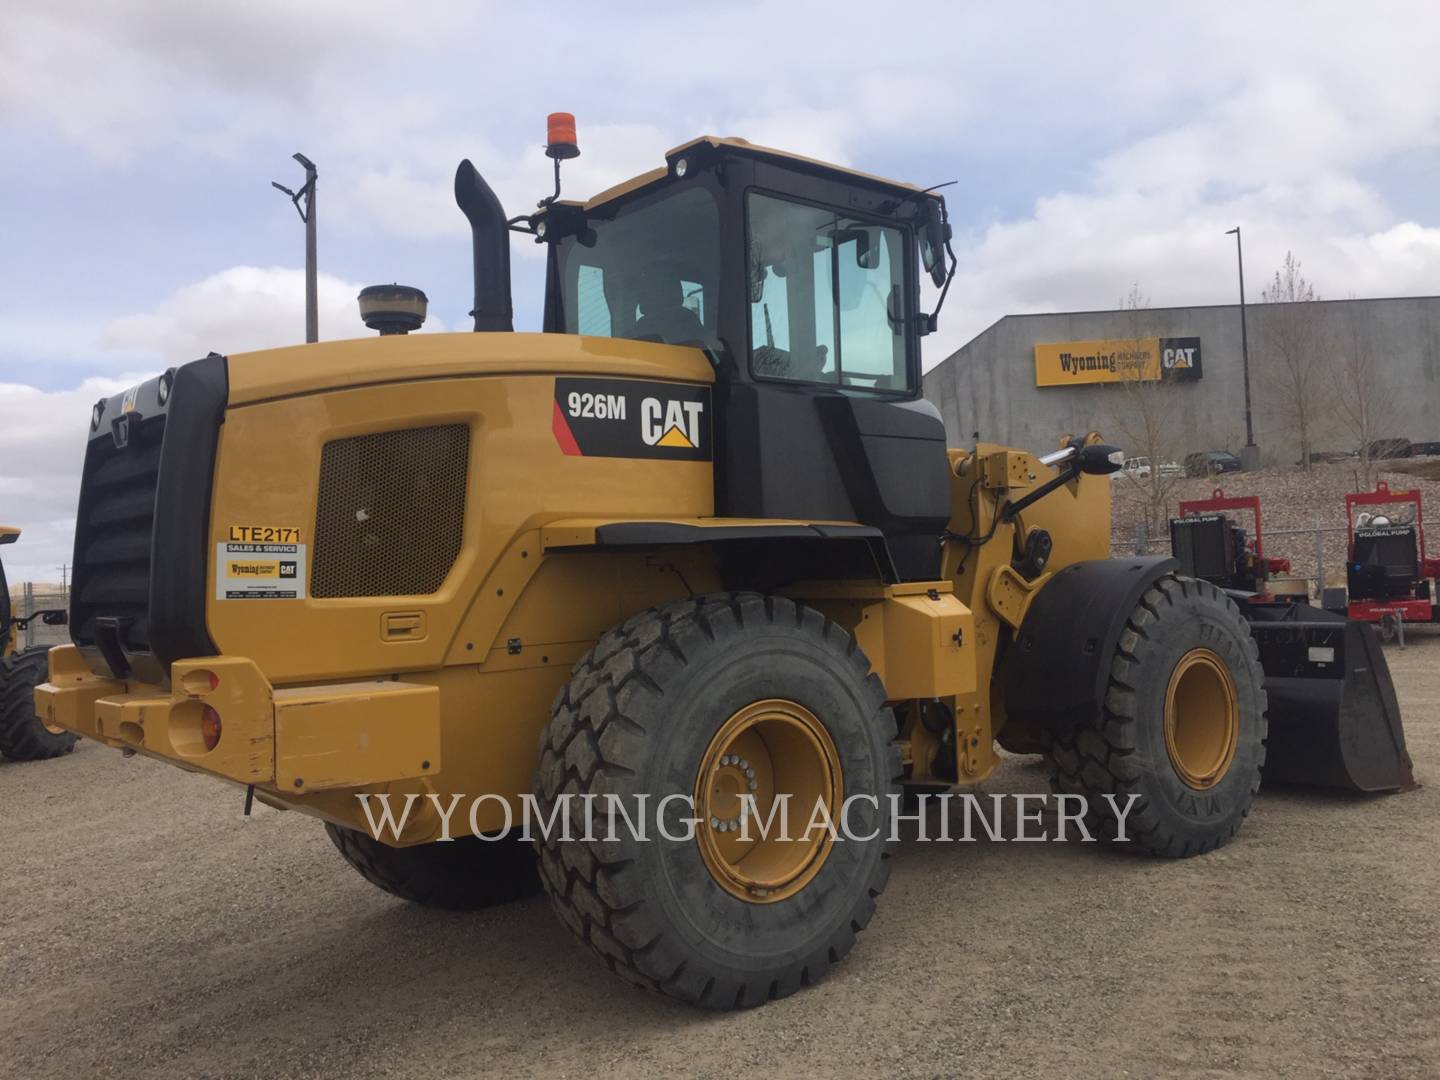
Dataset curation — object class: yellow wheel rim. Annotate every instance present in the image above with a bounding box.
[1164,648,1240,790]
[694,699,842,904]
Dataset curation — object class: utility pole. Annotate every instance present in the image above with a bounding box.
[272,153,318,343]
[1226,226,1259,470]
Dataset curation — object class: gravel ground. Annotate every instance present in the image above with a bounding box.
[3,636,1438,1080]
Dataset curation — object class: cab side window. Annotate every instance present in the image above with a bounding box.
[747,192,911,392]
[576,265,612,336]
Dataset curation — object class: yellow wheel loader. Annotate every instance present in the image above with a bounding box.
[36,122,1413,1008]
[0,527,74,761]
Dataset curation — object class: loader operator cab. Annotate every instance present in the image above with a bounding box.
[533,136,957,580]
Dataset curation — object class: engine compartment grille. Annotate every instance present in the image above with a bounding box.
[71,413,165,653]
[311,423,470,598]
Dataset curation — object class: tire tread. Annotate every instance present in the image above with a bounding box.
[532,592,901,1008]
[1046,574,1268,857]
[0,646,75,762]
[325,823,540,911]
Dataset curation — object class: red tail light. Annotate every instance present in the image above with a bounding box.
[201,706,222,751]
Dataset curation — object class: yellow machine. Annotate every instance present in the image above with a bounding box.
[1,527,74,761]
[37,120,1411,1008]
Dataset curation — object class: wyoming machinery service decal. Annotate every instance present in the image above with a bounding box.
[1034,337,1203,387]
[552,377,711,461]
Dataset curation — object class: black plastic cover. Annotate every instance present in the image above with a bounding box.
[70,354,227,684]
[1004,556,1179,729]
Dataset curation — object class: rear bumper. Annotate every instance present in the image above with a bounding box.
[35,644,441,794]
[1348,598,1435,623]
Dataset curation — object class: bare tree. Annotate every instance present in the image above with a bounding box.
[1106,283,1185,535]
[1259,252,1331,470]
[1333,302,1394,490]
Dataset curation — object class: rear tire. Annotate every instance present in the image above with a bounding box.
[1046,574,1267,857]
[532,593,901,1009]
[324,824,540,911]
[0,646,76,762]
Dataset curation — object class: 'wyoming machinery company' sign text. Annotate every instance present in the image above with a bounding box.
[1034,337,1203,387]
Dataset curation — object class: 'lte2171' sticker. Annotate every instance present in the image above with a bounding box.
[215,540,307,600]
[552,378,710,461]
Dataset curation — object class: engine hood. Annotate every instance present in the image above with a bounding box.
[226,331,713,407]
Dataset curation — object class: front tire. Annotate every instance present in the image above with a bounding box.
[1047,574,1268,857]
[0,646,76,762]
[532,593,901,1009]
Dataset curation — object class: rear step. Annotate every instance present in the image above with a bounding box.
[1243,600,1416,793]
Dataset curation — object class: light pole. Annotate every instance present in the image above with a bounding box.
[1225,226,1259,470]
[273,153,318,344]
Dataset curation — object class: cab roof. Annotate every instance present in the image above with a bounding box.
[582,135,926,212]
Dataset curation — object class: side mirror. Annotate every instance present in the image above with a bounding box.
[1077,444,1126,476]
[836,228,879,270]
[0,530,17,546]
[921,198,949,288]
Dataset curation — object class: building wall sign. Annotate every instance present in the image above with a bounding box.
[1034,336,1203,386]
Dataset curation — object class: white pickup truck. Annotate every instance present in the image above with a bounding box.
[1114,455,1184,480]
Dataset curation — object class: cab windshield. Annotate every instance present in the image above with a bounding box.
[552,185,721,351]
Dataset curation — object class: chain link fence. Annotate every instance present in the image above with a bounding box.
[10,584,70,650]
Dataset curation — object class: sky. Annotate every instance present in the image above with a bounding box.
[2,0,1439,582]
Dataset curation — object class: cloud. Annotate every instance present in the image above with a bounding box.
[3,0,1440,585]
[0,0,464,163]
[0,376,140,584]
[918,19,1440,364]
[923,180,1440,369]
[338,122,690,248]
[100,265,445,366]
[5,262,451,584]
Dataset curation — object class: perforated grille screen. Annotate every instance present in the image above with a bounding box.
[312,423,469,598]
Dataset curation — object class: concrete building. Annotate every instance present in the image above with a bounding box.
[923,295,1440,464]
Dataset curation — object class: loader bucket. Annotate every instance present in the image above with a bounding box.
[1244,601,1416,793]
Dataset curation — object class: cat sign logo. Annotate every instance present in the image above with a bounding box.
[641,396,705,449]
[552,377,710,461]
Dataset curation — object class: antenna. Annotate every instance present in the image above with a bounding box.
[272,152,318,344]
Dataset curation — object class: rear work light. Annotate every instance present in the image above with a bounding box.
[181,668,221,695]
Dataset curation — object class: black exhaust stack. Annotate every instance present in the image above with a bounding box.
[454,159,513,332]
